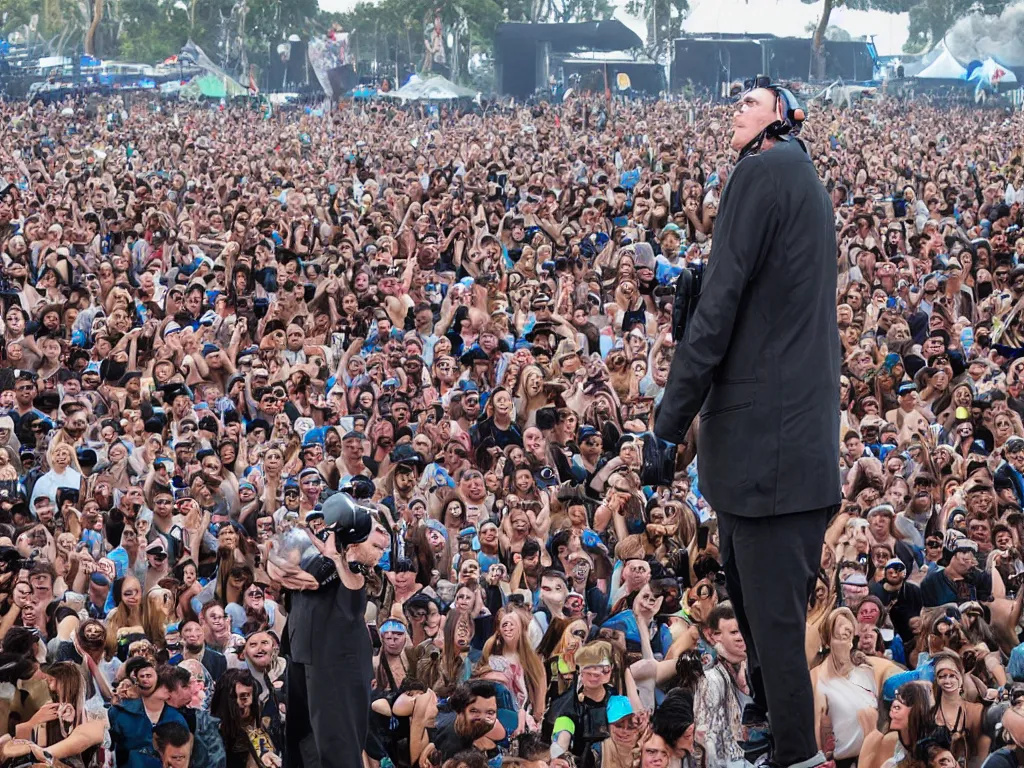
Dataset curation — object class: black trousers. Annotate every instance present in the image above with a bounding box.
[287,659,370,768]
[286,659,316,768]
[717,507,834,768]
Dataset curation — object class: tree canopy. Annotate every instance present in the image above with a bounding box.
[800,0,1012,54]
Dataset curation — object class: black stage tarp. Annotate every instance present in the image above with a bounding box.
[495,21,644,98]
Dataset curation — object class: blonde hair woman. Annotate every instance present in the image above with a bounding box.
[514,365,548,429]
[30,441,84,509]
[929,650,989,767]
[105,574,165,659]
[481,606,546,721]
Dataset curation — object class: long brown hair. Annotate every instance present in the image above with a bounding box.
[812,607,868,669]
[105,575,165,654]
[417,608,474,696]
[481,606,546,718]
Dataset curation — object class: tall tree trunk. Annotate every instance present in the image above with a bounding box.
[84,0,103,56]
[810,0,832,80]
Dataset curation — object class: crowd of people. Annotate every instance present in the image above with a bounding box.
[0,86,1023,768]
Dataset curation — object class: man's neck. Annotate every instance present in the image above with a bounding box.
[183,645,205,660]
[142,694,164,717]
[719,649,746,666]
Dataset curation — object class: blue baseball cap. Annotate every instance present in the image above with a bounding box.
[606,696,634,724]
[379,619,407,634]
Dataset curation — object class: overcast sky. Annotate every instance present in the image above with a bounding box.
[317,0,912,56]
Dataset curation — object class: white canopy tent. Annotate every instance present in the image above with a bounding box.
[916,43,967,80]
[383,75,477,101]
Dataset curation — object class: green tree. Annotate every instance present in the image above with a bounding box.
[800,0,1010,66]
[535,0,614,23]
[115,0,191,60]
[246,0,321,61]
[1,0,40,35]
[624,0,688,51]
[799,0,912,78]
[338,0,504,80]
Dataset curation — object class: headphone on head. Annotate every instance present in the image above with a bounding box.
[739,76,808,158]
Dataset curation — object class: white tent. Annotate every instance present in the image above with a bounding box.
[969,58,1018,85]
[916,44,967,80]
[383,75,476,101]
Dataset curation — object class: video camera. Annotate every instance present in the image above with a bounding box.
[672,259,706,344]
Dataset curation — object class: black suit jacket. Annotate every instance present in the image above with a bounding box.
[201,647,228,682]
[655,138,841,518]
[286,566,372,673]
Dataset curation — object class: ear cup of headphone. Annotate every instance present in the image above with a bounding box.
[772,87,806,134]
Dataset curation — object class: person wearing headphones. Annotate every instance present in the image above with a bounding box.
[656,77,840,768]
[271,492,391,768]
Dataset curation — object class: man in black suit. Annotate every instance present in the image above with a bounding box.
[655,81,840,768]
[277,493,391,768]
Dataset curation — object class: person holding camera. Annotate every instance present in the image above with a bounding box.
[275,492,391,768]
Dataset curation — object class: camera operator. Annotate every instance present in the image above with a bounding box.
[272,492,391,768]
